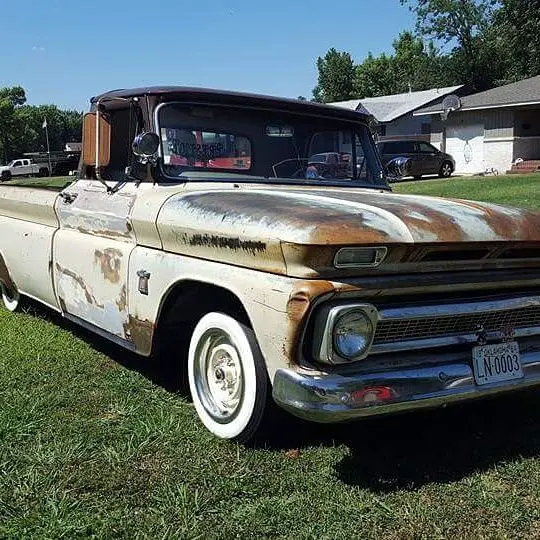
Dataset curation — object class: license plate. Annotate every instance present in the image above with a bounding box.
[472,341,523,386]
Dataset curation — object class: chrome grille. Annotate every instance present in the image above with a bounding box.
[374,305,540,345]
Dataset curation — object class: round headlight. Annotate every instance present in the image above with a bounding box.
[333,310,374,359]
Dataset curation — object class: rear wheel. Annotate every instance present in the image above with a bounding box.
[38,168,49,177]
[439,161,453,178]
[1,284,20,312]
[188,312,268,442]
[1,171,11,182]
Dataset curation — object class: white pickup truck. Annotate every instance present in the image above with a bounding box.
[1,86,540,443]
[0,158,50,181]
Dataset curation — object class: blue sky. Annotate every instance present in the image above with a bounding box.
[1,0,415,112]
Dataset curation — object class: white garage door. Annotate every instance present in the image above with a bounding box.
[446,124,484,174]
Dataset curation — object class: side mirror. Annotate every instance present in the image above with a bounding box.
[132,132,160,162]
[82,112,111,167]
[386,156,411,181]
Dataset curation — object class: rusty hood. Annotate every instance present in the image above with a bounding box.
[156,185,540,276]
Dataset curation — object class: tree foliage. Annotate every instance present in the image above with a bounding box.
[312,0,540,103]
[494,0,540,82]
[354,32,451,98]
[402,0,499,90]
[0,87,27,163]
[312,48,356,102]
[0,86,83,164]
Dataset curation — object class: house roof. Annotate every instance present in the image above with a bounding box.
[329,85,463,122]
[414,75,540,115]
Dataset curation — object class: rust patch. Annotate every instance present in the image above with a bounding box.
[189,234,266,255]
[75,225,131,239]
[124,315,154,356]
[284,280,338,364]
[116,284,127,312]
[448,199,540,241]
[0,255,16,297]
[94,248,123,284]
[55,262,104,306]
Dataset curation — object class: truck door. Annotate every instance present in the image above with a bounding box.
[20,159,32,175]
[11,160,23,175]
[53,180,137,343]
[417,141,440,175]
[52,107,141,346]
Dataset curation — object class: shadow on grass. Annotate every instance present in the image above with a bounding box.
[18,299,540,493]
[20,298,186,395]
[333,392,540,492]
[260,391,540,492]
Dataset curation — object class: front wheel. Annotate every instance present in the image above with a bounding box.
[439,161,453,178]
[1,171,11,182]
[188,312,269,442]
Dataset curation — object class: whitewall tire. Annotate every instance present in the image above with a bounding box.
[1,284,20,312]
[188,312,268,442]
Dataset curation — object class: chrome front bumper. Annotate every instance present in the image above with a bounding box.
[272,348,540,423]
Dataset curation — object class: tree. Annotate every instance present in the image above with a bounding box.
[392,32,453,90]
[12,105,83,156]
[401,0,499,90]
[0,86,83,163]
[354,52,398,98]
[312,48,356,103]
[353,32,452,98]
[494,0,540,82]
[0,86,26,163]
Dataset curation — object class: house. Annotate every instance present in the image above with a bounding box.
[414,75,540,174]
[329,85,463,144]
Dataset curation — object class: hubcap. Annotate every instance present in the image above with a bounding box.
[443,164,451,176]
[194,329,244,422]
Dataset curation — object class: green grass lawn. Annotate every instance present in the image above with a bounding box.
[2,174,540,538]
[1,176,73,190]
[393,172,540,210]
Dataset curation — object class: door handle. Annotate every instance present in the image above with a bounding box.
[59,192,78,204]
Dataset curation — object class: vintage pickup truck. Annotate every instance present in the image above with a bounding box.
[1,87,540,442]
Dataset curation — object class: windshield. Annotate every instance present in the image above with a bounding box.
[157,104,386,187]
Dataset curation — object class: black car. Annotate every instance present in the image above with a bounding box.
[377,139,455,180]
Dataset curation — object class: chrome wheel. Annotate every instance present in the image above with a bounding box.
[195,330,244,422]
[440,162,453,177]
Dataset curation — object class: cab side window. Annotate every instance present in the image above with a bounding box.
[418,142,437,153]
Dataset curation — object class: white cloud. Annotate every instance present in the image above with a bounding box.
[31,46,45,52]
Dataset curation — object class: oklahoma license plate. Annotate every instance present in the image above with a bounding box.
[472,341,523,386]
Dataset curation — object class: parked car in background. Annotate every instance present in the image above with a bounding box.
[377,139,455,180]
[0,158,50,181]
